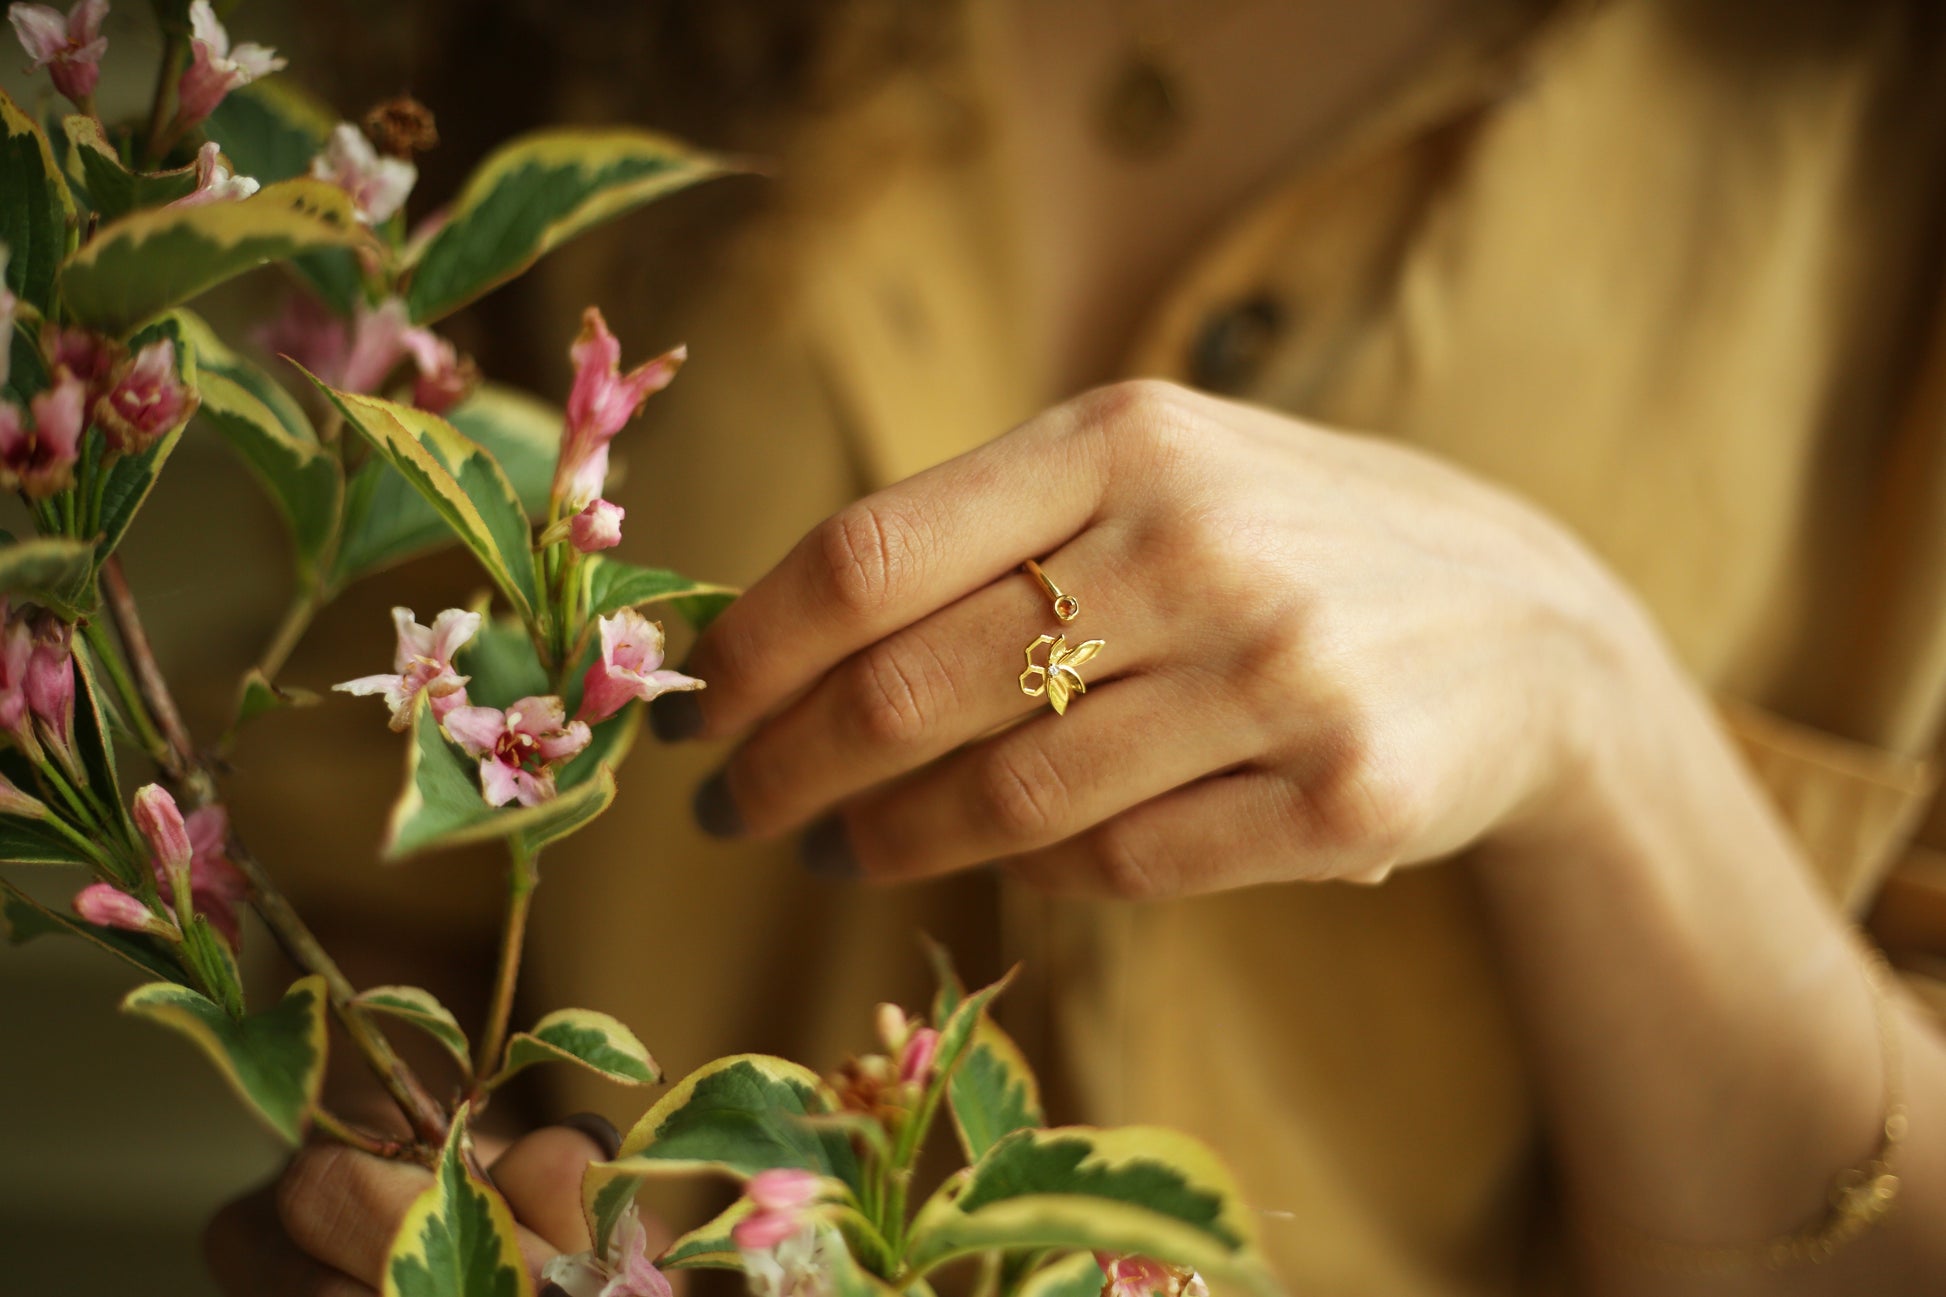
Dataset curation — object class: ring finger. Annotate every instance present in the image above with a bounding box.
[831,663,1262,882]
[704,526,1156,839]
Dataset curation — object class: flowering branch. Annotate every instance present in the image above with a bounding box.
[98,556,449,1144]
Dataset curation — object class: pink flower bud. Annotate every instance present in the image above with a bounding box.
[0,767,47,819]
[174,0,284,129]
[401,326,473,414]
[25,612,73,744]
[134,784,193,894]
[74,882,170,936]
[876,1002,911,1053]
[570,498,625,553]
[746,1168,820,1213]
[169,141,260,209]
[0,612,32,740]
[575,609,703,725]
[9,0,106,108]
[897,1027,941,1086]
[97,340,196,454]
[554,307,683,506]
[731,1209,803,1252]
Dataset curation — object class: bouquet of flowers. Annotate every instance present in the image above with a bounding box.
[0,4,1284,1295]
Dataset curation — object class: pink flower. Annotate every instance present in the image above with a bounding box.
[554,307,684,506]
[569,498,625,553]
[0,373,85,498]
[74,883,176,937]
[540,1209,672,1297]
[1095,1256,1209,1297]
[309,122,415,226]
[400,326,473,415]
[157,803,246,946]
[261,294,434,398]
[169,141,260,209]
[333,606,479,731]
[134,783,193,900]
[444,695,590,808]
[9,0,106,107]
[731,1168,822,1252]
[96,339,195,453]
[576,609,702,725]
[738,1217,830,1297]
[174,0,284,129]
[897,1027,940,1086]
[44,325,114,395]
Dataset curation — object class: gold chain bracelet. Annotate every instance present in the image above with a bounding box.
[1583,938,1907,1274]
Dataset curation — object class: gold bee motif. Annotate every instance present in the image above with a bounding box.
[1019,634,1105,715]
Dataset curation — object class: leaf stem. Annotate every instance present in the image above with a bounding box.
[98,558,196,781]
[256,585,322,684]
[141,32,188,171]
[312,1108,432,1164]
[81,620,172,769]
[472,840,540,1090]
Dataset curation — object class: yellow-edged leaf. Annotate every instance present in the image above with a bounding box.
[384,1103,534,1297]
[354,985,473,1077]
[486,1007,658,1089]
[0,86,76,311]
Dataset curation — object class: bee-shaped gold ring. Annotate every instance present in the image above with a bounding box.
[1018,560,1104,715]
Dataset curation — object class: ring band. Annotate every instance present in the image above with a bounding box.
[1017,559,1104,715]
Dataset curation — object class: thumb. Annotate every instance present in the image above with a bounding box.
[488,1113,622,1256]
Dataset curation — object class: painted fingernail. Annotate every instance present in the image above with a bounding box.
[649,689,704,741]
[800,816,859,880]
[693,770,744,838]
[541,1284,573,1297]
[556,1111,622,1161]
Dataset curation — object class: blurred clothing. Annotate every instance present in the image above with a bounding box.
[228,1,1946,1293]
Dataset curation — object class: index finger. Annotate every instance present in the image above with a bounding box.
[666,393,1118,743]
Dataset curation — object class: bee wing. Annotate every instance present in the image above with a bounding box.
[1046,671,1072,714]
[1059,639,1105,671]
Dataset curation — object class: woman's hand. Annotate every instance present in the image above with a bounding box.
[660,379,1663,897]
[204,1119,619,1295]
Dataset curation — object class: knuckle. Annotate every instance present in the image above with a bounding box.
[974,744,1068,844]
[851,635,954,748]
[1301,724,1421,860]
[1089,822,1169,901]
[1077,379,1203,462]
[817,501,930,618]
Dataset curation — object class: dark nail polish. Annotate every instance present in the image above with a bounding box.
[541,1284,573,1297]
[649,689,704,742]
[799,816,859,880]
[557,1111,622,1162]
[693,770,745,838]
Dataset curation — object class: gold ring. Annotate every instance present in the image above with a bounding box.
[1017,559,1104,715]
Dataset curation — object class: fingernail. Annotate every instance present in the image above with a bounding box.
[557,1111,622,1161]
[800,816,859,880]
[541,1284,573,1297]
[649,689,704,741]
[693,770,745,838]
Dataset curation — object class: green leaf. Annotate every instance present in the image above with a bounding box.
[62,116,201,221]
[1014,1253,1106,1297]
[315,382,539,621]
[330,384,558,590]
[657,1197,755,1272]
[0,815,94,865]
[6,307,50,407]
[581,558,738,630]
[405,129,732,322]
[923,931,967,1023]
[583,1054,863,1257]
[93,313,198,562]
[354,985,473,1078]
[195,366,342,577]
[70,648,123,847]
[0,877,184,982]
[385,1103,534,1297]
[454,618,549,712]
[904,1128,1278,1296]
[949,1019,1046,1163]
[60,179,365,334]
[0,88,76,312]
[121,974,329,1146]
[230,667,322,732]
[487,1007,658,1089]
[0,537,97,619]
[669,590,736,633]
[383,703,618,861]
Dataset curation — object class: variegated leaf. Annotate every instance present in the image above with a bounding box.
[62,116,200,220]
[949,1018,1045,1163]
[60,179,365,333]
[0,877,183,982]
[487,1007,657,1089]
[903,1126,1278,1297]
[1014,1252,1106,1297]
[582,1054,861,1258]
[384,1103,533,1297]
[354,985,473,1077]
[0,537,97,619]
[405,130,733,322]
[580,558,738,633]
[121,974,328,1145]
[0,87,75,312]
[312,381,540,620]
